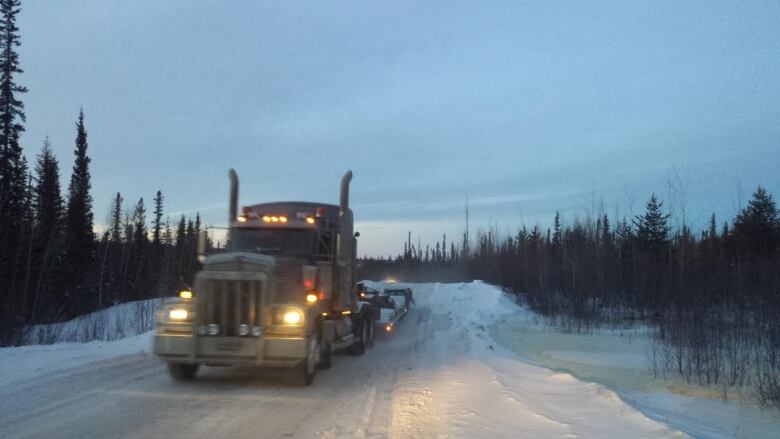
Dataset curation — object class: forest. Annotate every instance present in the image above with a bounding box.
[0,1,202,343]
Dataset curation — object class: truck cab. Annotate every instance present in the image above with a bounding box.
[153,170,374,385]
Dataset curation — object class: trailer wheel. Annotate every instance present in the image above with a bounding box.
[168,363,199,381]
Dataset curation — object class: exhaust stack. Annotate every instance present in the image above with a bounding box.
[340,170,352,218]
[229,169,239,223]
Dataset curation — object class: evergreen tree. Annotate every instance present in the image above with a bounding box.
[708,213,717,241]
[151,191,163,246]
[33,138,62,245]
[552,211,562,248]
[0,0,27,333]
[733,186,779,256]
[110,192,123,242]
[62,110,95,308]
[29,139,63,320]
[132,198,147,246]
[601,213,613,248]
[634,194,670,248]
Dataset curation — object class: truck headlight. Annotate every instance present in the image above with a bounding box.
[274,307,304,326]
[169,308,189,321]
[283,309,302,325]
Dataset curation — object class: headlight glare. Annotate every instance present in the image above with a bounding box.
[283,310,302,325]
[169,308,189,321]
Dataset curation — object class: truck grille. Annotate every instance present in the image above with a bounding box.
[198,279,264,336]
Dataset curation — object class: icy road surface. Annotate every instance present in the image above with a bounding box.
[0,282,685,438]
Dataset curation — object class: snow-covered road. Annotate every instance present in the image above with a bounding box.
[0,282,686,438]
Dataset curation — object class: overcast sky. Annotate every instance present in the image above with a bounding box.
[18,0,780,256]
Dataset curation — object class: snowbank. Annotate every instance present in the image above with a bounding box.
[0,299,166,386]
[487,289,780,439]
[21,297,168,345]
[0,331,153,387]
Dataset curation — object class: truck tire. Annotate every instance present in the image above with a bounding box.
[317,324,331,370]
[350,318,368,356]
[168,362,199,381]
[296,335,319,386]
[367,314,376,348]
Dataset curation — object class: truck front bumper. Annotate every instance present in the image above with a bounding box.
[154,333,307,367]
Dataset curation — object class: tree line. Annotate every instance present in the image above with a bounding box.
[0,1,201,343]
[360,188,780,407]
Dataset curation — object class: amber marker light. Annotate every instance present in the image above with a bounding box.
[305,217,315,224]
[306,293,318,303]
[179,290,193,299]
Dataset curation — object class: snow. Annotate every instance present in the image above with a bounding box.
[1,297,165,386]
[488,290,780,439]
[0,331,153,387]
[361,281,687,438]
[1,281,775,438]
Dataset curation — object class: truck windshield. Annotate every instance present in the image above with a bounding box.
[231,228,316,256]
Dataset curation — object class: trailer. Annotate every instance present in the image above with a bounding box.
[357,284,413,333]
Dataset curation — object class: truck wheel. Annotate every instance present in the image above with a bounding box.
[350,319,368,356]
[318,343,332,370]
[316,322,331,370]
[296,336,319,386]
[168,362,199,381]
[367,315,376,348]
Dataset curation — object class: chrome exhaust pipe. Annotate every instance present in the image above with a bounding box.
[340,170,352,218]
[229,169,239,223]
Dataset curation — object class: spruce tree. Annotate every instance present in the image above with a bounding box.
[110,192,123,242]
[33,138,63,245]
[132,198,147,246]
[634,194,670,248]
[552,211,562,248]
[0,0,27,331]
[151,191,163,246]
[62,110,95,307]
[734,186,779,256]
[29,139,63,322]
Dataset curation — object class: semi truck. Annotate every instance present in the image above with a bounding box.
[153,170,376,385]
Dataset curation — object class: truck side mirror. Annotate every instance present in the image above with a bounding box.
[197,230,208,263]
[354,231,360,238]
